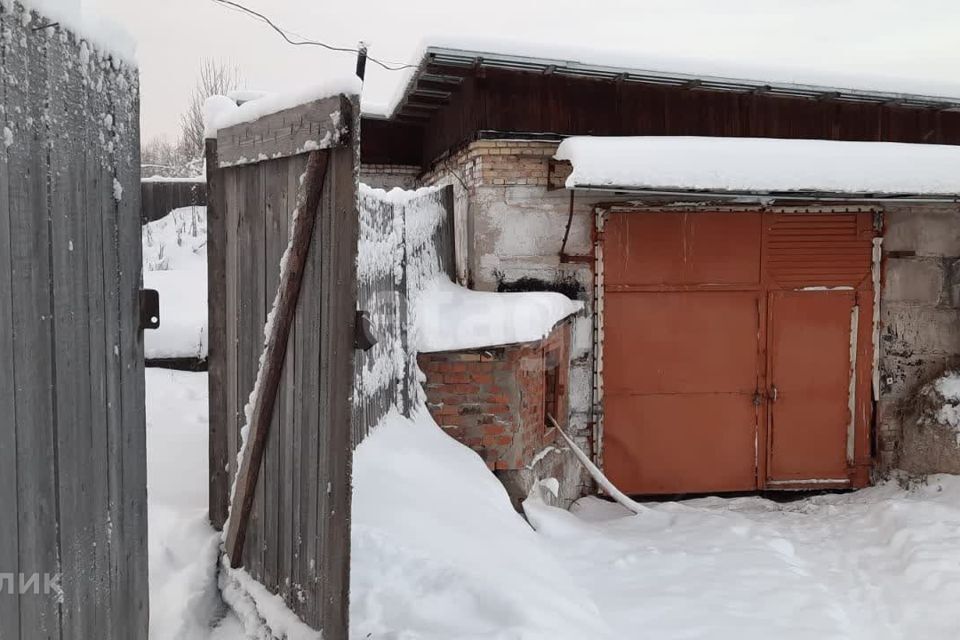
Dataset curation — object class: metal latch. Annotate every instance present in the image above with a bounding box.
[354,310,377,351]
[140,289,160,330]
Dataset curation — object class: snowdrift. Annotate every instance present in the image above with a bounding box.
[350,408,613,639]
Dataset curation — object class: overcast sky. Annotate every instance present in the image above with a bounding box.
[94,0,960,143]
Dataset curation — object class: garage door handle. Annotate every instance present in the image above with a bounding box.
[770,385,779,402]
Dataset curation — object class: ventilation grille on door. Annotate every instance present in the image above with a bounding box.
[765,214,874,288]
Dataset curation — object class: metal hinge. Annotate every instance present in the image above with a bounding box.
[140,289,160,331]
[354,310,378,351]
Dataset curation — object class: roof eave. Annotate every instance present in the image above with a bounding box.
[567,185,960,204]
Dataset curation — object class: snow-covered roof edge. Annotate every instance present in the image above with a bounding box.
[205,77,362,138]
[555,136,960,198]
[2,0,136,63]
[364,39,960,119]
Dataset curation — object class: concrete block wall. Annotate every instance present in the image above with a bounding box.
[879,204,960,473]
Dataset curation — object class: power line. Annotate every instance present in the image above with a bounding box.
[209,0,416,72]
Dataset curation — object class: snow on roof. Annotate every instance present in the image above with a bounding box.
[204,77,363,138]
[416,279,582,353]
[555,136,960,197]
[368,39,960,118]
[5,0,136,62]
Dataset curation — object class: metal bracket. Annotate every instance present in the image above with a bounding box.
[354,310,378,351]
[140,289,160,331]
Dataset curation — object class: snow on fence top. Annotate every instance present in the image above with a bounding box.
[416,279,582,353]
[204,77,362,138]
[2,0,136,62]
[555,136,960,196]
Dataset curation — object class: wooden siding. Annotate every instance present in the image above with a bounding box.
[0,3,147,639]
[361,66,960,168]
[207,96,359,636]
[140,179,206,223]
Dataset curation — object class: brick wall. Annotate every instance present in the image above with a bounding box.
[360,163,421,190]
[420,140,570,191]
[417,323,570,477]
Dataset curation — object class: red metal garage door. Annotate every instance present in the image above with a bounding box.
[602,210,875,495]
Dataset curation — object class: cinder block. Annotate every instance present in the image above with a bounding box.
[881,304,960,357]
[884,207,960,257]
[882,258,943,305]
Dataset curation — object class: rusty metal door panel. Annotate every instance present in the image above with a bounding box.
[767,290,856,483]
[603,290,761,494]
[765,213,874,289]
[604,291,760,395]
[604,213,685,286]
[605,394,759,494]
[686,212,762,285]
[605,212,761,287]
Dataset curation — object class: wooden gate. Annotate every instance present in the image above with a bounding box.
[206,95,359,636]
[601,209,876,495]
[1,4,147,638]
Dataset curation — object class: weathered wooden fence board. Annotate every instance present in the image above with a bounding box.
[216,95,349,168]
[351,185,456,444]
[207,94,358,636]
[140,179,206,223]
[0,8,18,635]
[0,3,147,639]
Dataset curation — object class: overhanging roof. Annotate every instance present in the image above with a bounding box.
[555,136,960,202]
[388,46,960,123]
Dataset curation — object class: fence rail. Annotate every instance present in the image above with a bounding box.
[140,179,206,223]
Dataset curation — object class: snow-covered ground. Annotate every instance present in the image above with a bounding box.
[147,368,960,639]
[528,481,960,639]
[146,368,241,639]
[142,206,209,360]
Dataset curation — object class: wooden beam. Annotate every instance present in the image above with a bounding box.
[217,95,351,168]
[407,93,450,106]
[224,150,330,568]
[206,139,230,531]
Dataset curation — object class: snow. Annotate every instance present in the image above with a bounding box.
[203,78,362,138]
[526,476,960,639]
[142,175,205,183]
[924,372,960,445]
[2,0,136,62]
[146,367,960,640]
[146,369,241,640]
[555,136,960,196]
[142,206,208,360]
[2,126,12,148]
[350,407,613,639]
[219,561,321,640]
[112,177,123,202]
[416,278,582,353]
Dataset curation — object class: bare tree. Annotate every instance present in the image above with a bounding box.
[141,135,191,178]
[178,58,243,162]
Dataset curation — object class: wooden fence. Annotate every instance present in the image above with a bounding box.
[352,186,455,445]
[140,179,206,223]
[0,4,147,639]
[206,95,359,636]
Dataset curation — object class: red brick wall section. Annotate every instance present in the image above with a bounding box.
[417,322,571,471]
